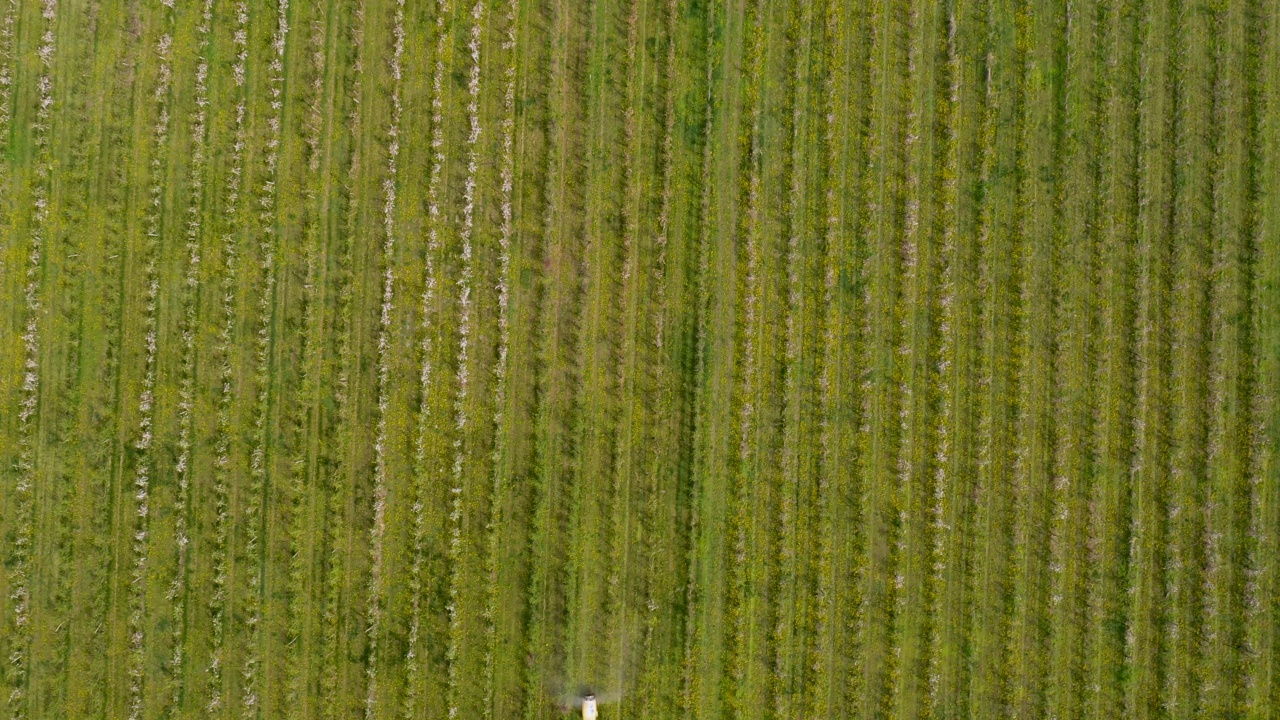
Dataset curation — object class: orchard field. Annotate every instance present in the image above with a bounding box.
[1,0,1280,717]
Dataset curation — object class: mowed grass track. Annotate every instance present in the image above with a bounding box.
[1,0,1280,718]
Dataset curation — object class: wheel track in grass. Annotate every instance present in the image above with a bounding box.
[893,0,946,713]
[934,0,985,717]
[1089,0,1139,713]
[1169,0,1216,715]
[1048,0,1100,715]
[774,0,825,715]
[1206,0,1256,715]
[1129,0,1175,714]
[814,1,870,717]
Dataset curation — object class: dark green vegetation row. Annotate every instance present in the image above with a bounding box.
[0,0,1279,717]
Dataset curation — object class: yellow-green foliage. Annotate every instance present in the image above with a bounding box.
[1,0,1279,718]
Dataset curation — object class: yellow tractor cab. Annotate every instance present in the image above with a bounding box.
[582,694,598,720]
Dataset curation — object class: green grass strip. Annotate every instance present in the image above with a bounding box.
[483,0,549,715]
[61,0,133,713]
[636,0,705,714]
[605,0,670,712]
[524,0,587,713]
[204,0,256,713]
[972,0,1022,716]
[687,0,749,716]
[894,0,945,714]
[1249,0,1280,707]
[934,1,985,717]
[732,0,790,717]
[400,0,461,714]
[1253,0,1280,714]
[281,0,355,713]
[362,0,415,714]
[860,0,907,714]
[1012,0,1061,716]
[31,0,112,708]
[0,0,18,702]
[1168,0,1216,717]
[1206,0,1256,716]
[1089,0,1139,714]
[1129,0,1175,715]
[775,0,826,715]
[1048,0,1100,716]
[444,0,510,713]
[813,2,869,717]
[563,0,627,695]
